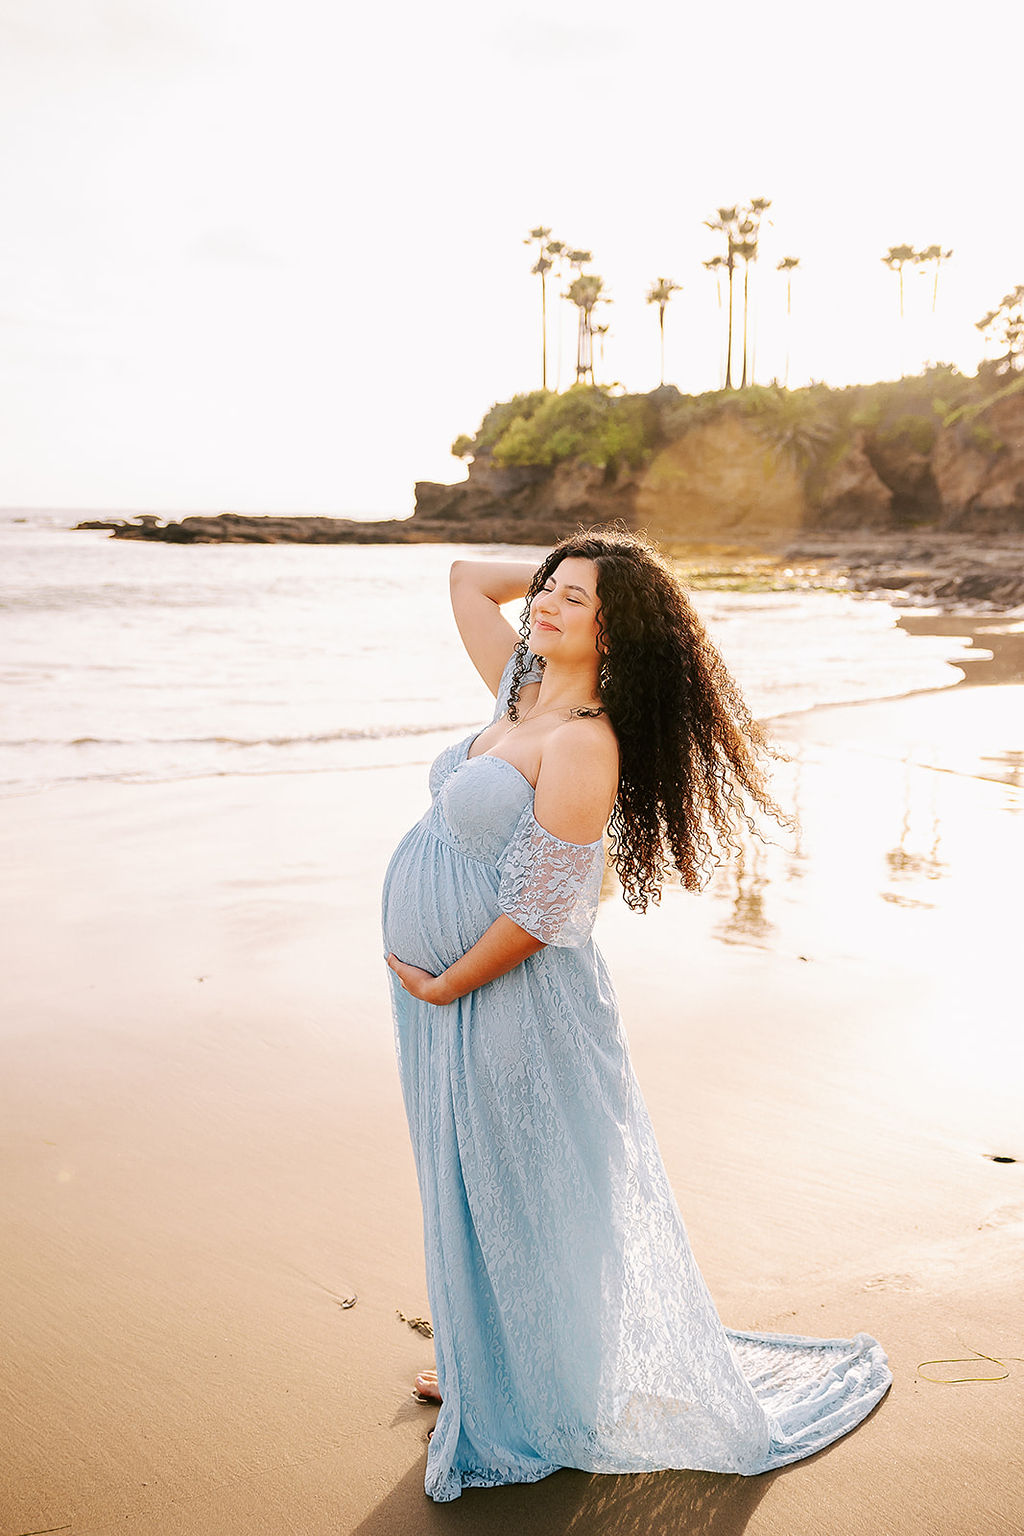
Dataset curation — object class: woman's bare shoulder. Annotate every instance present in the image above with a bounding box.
[533,715,619,841]
[557,711,619,765]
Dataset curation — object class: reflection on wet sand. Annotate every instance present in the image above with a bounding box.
[603,610,1022,948]
[701,609,1024,955]
[711,832,777,949]
[882,768,946,908]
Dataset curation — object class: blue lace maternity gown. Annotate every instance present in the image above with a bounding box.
[381,652,890,1503]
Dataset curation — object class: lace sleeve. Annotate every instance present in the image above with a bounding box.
[497,806,605,948]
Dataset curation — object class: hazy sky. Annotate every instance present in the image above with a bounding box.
[1,0,1020,516]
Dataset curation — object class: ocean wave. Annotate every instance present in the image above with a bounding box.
[0,721,479,750]
[0,757,443,798]
[0,536,976,801]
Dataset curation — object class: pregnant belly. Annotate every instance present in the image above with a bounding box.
[382,822,501,972]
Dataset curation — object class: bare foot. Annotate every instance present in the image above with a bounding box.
[413,1368,442,1404]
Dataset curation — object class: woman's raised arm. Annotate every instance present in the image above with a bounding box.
[449,559,540,696]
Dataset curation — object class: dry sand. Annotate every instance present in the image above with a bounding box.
[1,652,1022,1535]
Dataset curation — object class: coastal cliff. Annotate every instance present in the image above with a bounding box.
[76,371,1024,607]
[413,370,1024,543]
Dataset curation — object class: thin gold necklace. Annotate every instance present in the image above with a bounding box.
[503,702,604,735]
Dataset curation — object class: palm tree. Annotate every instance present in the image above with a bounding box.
[917,244,953,312]
[546,239,567,390]
[566,273,607,385]
[735,234,758,388]
[704,207,739,387]
[976,285,1024,372]
[524,226,553,388]
[777,255,800,312]
[737,198,771,388]
[564,249,596,383]
[646,277,681,385]
[704,254,725,308]
[882,244,916,317]
[777,256,800,386]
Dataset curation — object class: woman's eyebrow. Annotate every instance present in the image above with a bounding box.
[544,581,593,599]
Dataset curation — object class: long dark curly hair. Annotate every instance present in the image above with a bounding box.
[505,526,784,910]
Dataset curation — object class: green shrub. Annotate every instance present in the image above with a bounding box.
[658,387,735,438]
[967,422,1004,454]
[446,368,1000,480]
[473,392,551,453]
[876,414,937,455]
[483,386,660,472]
[850,400,883,431]
[739,384,838,470]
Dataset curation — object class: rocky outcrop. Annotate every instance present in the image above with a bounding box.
[74,512,423,544]
[933,391,1024,532]
[783,532,1024,609]
[817,424,944,529]
[75,378,1024,586]
[862,436,940,526]
[813,431,893,528]
[636,412,806,541]
[77,451,639,546]
[812,393,1024,533]
[415,451,637,532]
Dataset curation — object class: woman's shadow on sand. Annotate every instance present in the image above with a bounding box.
[351,1457,778,1536]
[352,1387,890,1534]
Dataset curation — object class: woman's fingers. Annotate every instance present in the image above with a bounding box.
[387,954,439,1001]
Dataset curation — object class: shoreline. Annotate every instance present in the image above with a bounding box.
[1,649,1022,1533]
[67,513,1024,613]
[2,605,1018,807]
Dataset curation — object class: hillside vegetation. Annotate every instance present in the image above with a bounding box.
[440,368,1024,538]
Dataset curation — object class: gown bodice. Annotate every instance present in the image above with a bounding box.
[430,739,536,862]
[391,652,607,949]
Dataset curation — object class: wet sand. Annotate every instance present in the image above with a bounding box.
[1,645,1022,1534]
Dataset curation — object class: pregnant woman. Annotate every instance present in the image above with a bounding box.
[382,528,890,1504]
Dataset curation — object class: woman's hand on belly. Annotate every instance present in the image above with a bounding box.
[387,916,545,1006]
[386,953,450,1006]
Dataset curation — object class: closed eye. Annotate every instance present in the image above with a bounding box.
[541,585,585,604]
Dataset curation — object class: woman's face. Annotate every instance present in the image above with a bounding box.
[528,556,603,669]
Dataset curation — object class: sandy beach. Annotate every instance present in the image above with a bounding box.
[2,633,1022,1535]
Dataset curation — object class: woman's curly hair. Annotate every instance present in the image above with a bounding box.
[505,526,785,911]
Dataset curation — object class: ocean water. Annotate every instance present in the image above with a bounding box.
[0,509,974,799]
